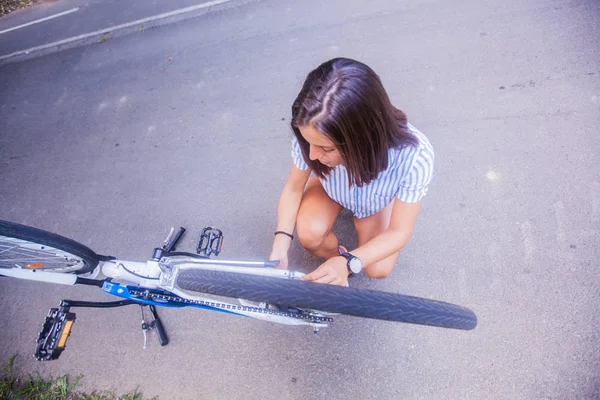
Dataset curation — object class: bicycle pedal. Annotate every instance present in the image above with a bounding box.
[196,227,223,257]
[35,308,76,361]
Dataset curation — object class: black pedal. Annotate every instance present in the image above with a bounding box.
[197,227,223,257]
[35,308,76,361]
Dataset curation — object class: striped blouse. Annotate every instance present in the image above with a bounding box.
[291,124,435,219]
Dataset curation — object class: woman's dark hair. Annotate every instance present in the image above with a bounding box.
[291,57,418,187]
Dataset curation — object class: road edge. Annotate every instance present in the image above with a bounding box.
[0,0,261,65]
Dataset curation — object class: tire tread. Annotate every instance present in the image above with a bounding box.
[177,269,477,330]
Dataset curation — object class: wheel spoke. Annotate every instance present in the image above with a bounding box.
[0,236,85,272]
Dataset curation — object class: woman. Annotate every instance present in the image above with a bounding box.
[269,57,434,286]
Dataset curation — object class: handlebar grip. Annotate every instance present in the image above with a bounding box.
[154,317,169,346]
[164,227,186,252]
[264,260,280,268]
[150,305,169,346]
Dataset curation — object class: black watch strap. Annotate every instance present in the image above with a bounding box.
[339,252,354,262]
[339,252,356,275]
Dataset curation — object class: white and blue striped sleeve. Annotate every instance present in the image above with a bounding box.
[291,136,310,171]
[397,147,435,203]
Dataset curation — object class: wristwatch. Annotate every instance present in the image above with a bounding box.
[339,252,363,275]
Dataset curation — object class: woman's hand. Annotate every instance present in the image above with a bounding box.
[269,236,292,269]
[269,249,289,269]
[302,256,349,286]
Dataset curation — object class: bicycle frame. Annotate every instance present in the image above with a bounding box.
[104,256,331,327]
[1,254,332,329]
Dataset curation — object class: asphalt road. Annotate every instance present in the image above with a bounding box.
[1,0,599,399]
[0,0,256,56]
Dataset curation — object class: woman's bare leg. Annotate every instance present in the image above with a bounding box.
[353,202,399,278]
[296,176,342,259]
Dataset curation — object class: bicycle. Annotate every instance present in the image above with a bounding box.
[0,220,477,361]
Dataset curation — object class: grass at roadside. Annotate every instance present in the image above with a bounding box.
[1,0,36,16]
[1,355,157,400]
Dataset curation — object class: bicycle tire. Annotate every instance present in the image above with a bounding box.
[176,269,477,330]
[0,220,99,274]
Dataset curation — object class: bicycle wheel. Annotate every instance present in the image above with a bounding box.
[176,269,477,330]
[0,220,99,274]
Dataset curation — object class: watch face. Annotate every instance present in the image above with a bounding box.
[348,257,362,274]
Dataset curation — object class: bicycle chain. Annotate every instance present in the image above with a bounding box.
[128,289,333,323]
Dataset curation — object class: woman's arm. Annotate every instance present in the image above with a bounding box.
[269,164,311,268]
[303,199,421,285]
[351,199,421,268]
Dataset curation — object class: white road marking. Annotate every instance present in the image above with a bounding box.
[0,0,236,60]
[0,8,80,35]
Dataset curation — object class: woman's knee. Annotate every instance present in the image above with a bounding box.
[296,217,331,250]
[364,259,395,279]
